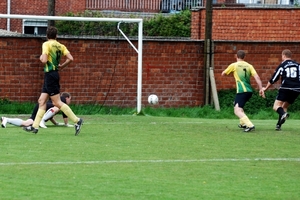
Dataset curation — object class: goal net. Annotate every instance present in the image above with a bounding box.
[0,14,143,113]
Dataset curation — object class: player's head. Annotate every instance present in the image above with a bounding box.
[282,49,292,60]
[46,26,58,40]
[236,50,246,59]
[61,92,71,105]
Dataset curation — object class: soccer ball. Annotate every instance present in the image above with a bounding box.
[148,94,159,105]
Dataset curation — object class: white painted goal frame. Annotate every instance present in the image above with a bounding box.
[0,14,143,113]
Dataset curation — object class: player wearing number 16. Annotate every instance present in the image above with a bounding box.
[222,50,265,132]
[262,49,300,131]
[23,26,83,135]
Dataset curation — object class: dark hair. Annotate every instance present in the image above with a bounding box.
[282,49,292,58]
[61,92,71,98]
[236,50,246,59]
[46,26,58,39]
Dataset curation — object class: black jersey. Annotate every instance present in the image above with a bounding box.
[269,59,300,89]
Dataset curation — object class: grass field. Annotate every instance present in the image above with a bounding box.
[1,115,299,200]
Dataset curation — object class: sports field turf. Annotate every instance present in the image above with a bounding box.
[1,115,299,199]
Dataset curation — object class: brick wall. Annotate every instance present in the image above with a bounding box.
[213,42,300,91]
[0,37,204,107]
[0,0,85,32]
[1,36,299,107]
[191,8,300,41]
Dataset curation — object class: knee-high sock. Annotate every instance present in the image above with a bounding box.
[276,107,285,115]
[276,115,281,125]
[60,104,79,123]
[276,107,285,125]
[7,118,23,127]
[42,108,56,121]
[32,109,45,129]
[240,115,253,127]
[239,118,245,126]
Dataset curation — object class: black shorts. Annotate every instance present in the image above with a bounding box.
[42,71,60,96]
[277,88,300,104]
[234,92,253,108]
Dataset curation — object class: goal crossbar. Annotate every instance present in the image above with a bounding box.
[0,14,143,113]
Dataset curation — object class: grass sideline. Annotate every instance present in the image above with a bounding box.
[1,115,299,199]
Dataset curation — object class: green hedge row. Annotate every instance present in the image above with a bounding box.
[55,10,191,37]
[1,89,299,116]
[218,89,300,114]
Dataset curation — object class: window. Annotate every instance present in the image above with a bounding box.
[23,19,47,35]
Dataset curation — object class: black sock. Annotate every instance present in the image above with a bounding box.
[276,107,285,116]
[277,115,281,125]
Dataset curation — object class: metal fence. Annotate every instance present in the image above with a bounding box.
[85,0,295,12]
[86,0,203,13]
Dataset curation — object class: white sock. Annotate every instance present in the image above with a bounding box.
[7,118,23,126]
[42,108,56,121]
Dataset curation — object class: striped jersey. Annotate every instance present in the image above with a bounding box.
[42,40,70,72]
[223,61,257,93]
[269,59,300,89]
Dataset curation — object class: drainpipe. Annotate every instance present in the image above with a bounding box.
[7,0,10,31]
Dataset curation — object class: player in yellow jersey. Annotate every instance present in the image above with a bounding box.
[23,26,83,135]
[222,50,265,132]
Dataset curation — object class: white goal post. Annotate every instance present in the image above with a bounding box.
[0,14,143,113]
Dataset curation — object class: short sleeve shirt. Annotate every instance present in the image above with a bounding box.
[42,40,70,72]
[223,61,257,93]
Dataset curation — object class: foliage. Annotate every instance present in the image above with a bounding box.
[143,10,191,37]
[1,89,300,120]
[218,88,300,114]
[55,10,191,37]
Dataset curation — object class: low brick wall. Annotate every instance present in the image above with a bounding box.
[0,37,204,107]
[1,36,299,107]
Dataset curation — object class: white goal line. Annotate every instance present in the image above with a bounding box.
[0,158,299,166]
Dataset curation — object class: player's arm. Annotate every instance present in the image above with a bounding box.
[40,43,48,64]
[221,64,234,76]
[262,70,281,92]
[263,65,282,92]
[63,117,69,125]
[59,53,73,70]
[263,82,272,91]
[40,54,48,64]
[50,117,59,125]
[221,68,229,76]
[62,117,73,127]
[253,74,265,98]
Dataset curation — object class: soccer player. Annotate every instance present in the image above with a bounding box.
[261,49,300,131]
[1,92,73,128]
[222,50,265,132]
[24,26,83,135]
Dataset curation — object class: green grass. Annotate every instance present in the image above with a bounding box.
[0,115,299,199]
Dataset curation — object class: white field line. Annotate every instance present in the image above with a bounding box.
[0,158,299,166]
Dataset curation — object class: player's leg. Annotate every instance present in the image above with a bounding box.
[234,105,254,131]
[273,89,295,130]
[40,107,60,128]
[30,93,48,131]
[273,101,289,130]
[234,93,254,132]
[22,119,34,127]
[1,117,8,128]
[2,117,24,128]
[273,89,287,130]
[51,94,83,136]
[44,107,60,121]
